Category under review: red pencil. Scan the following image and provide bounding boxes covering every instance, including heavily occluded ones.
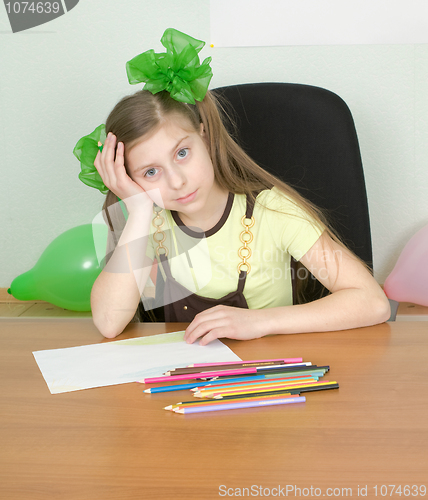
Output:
[141,363,310,384]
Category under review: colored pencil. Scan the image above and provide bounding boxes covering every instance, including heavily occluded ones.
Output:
[215,363,318,379]
[196,374,319,392]
[144,369,327,393]
[196,380,337,398]
[197,371,325,387]
[189,358,303,367]
[144,374,279,394]
[190,369,327,389]
[211,383,339,401]
[144,376,243,393]
[171,394,299,411]
[207,380,337,398]
[164,391,299,410]
[169,358,303,371]
[165,392,297,410]
[174,396,306,414]
[193,375,319,394]
[194,379,319,398]
[166,360,288,375]
[140,363,311,384]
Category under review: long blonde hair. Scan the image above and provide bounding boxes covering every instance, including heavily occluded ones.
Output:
[103,89,360,304]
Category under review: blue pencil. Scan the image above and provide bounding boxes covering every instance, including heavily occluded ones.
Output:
[192,375,320,394]
[143,375,260,393]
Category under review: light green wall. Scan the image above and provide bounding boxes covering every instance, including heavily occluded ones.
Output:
[1,1,427,287]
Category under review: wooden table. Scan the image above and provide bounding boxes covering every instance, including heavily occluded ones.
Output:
[1,319,427,499]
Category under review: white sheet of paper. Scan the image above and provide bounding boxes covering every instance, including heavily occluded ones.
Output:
[33,331,242,394]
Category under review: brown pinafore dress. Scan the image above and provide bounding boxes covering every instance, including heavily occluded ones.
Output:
[153,193,257,322]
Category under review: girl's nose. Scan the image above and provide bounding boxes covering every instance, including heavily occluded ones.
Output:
[168,167,186,189]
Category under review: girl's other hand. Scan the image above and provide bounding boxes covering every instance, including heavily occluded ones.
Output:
[94,132,149,213]
[183,306,269,346]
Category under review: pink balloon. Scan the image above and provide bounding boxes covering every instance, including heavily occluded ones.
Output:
[384,224,428,306]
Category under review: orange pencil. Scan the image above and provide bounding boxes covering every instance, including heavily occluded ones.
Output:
[192,374,316,392]
[196,380,336,398]
[195,377,318,398]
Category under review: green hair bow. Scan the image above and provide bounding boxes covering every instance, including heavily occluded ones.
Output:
[73,124,108,194]
[75,29,212,194]
[126,28,213,104]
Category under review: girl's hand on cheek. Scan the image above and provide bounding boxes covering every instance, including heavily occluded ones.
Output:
[94,133,150,213]
[183,306,268,346]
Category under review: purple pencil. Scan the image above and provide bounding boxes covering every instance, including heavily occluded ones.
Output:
[174,396,306,414]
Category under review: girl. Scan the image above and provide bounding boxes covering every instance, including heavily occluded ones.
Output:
[76,29,390,344]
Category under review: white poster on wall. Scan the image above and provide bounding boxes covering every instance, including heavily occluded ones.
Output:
[210,0,428,47]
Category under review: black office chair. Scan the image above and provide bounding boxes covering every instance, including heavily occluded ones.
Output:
[213,82,373,269]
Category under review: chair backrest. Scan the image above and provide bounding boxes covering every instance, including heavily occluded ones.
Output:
[213,83,373,268]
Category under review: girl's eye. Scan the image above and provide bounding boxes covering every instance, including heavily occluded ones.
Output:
[177,148,189,159]
[144,167,158,178]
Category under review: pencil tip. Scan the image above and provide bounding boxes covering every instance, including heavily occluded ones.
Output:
[143,389,151,393]
[164,405,172,410]
[176,409,184,414]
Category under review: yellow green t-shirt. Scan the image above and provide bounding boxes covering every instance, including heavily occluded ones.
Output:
[147,187,324,309]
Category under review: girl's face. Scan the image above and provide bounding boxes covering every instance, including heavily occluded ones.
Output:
[126,119,225,223]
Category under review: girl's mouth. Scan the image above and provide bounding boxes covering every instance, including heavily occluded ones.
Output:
[176,190,197,204]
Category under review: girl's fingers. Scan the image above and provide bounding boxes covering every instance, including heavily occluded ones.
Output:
[185,306,268,345]
[95,133,147,203]
[96,134,126,192]
[94,150,110,187]
[94,133,114,186]
[114,142,126,174]
[115,140,124,161]
[199,330,222,346]
[102,133,118,182]
[112,141,133,191]
[104,132,116,166]
[185,309,224,344]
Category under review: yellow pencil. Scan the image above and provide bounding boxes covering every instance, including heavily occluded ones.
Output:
[191,374,316,392]
[196,381,337,398]
[194,377,318,398]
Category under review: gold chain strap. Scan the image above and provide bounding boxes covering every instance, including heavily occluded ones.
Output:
[237,215,255,274]
[153,208,253,271]
[152,207,168,257]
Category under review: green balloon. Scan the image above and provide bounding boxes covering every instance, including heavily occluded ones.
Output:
[8,224,108,311]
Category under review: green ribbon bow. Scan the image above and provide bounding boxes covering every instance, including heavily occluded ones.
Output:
[75,29,212,193]
[73,124,108,194]
[126,28,213,104]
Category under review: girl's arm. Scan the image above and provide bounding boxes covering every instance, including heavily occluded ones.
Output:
[184,232,391,345]
[91,207,153,338]
[91,133,155,338]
